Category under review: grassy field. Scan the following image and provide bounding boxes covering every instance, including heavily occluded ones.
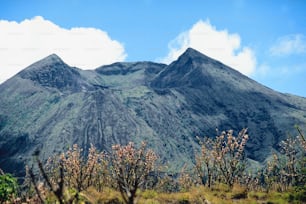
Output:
[77,184,305,204]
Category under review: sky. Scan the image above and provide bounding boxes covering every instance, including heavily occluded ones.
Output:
[0,0,306,97]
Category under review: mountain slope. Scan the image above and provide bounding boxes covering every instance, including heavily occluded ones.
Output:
[0,48,306,175]
[151,48,306,160]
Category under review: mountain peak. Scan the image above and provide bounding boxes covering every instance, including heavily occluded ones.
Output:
[38,53,65,65]
[151,48,217,88]
[17,54,81,91]
[19,54,66,73]
[184,47,203,56]
[44,53,63,61]
[179,48,211,61]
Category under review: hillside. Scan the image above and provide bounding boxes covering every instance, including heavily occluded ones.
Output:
[1,48,306,175]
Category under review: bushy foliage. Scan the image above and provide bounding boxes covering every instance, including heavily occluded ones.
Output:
[0,170,18,203]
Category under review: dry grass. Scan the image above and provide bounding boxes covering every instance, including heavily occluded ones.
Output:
[77,184,300,204]
[82,187,124,204]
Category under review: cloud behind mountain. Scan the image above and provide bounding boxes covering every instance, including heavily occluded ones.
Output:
[0,16,126,83]
[160,20,256,76]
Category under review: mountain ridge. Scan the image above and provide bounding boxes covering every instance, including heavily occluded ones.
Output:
[1,48,305,175]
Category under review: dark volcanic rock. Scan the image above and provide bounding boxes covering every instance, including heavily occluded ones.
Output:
[0,48,306,175]
[18,54,86,92]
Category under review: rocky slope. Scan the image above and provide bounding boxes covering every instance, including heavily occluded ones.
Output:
[1,48,306,175]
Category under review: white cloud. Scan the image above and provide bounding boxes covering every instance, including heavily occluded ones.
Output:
[0,16,127,83]
[161,20,256,76]
[270,34,306,56]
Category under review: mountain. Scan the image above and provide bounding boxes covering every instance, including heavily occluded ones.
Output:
[1,48,306,175]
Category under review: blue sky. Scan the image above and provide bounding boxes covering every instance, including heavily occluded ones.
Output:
[1,0,306,96]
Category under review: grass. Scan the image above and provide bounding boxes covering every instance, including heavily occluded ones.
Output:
[75,184,305,204]
[26,184,305,204]
[82,187,124,204]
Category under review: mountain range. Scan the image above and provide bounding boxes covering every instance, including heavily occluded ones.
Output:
[1,48,306,175]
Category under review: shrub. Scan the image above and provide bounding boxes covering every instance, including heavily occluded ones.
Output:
[0,170,18,203]
[156,174,180,193]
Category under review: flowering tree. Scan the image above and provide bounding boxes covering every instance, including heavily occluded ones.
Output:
[296,126,306,151]
[110,142,157,204]
[196,129,249,188]
[262,126,306,192]
[195,137,216,188]
[27,144,108,203]
[58,144,107,192]
[213,129,249,188]
[273,126,306,190]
